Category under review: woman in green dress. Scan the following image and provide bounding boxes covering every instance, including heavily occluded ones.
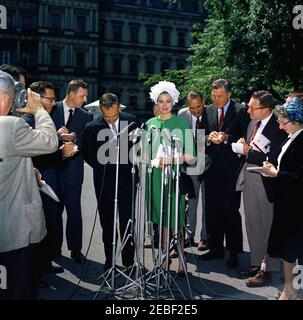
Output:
[146,81,195,274]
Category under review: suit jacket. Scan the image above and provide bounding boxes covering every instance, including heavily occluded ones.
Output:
[268,130,303,255]
[205,100,246,179]
[51,101,93,185]
[82,111,139,196]
[0,109,58,252]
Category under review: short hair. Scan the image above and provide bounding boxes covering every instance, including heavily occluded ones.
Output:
[99,93,119,109]
[211,79,232,92]
[66,79,88,95]
[0,70,15,97]
[251,90,274,109]
[29,81,55,95]
[187,91,204,100]
[0,64,26,82]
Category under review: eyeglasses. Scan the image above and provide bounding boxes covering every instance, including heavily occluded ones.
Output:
[41,96,56,102]
[276,119,291,125]
[247,105,268,111]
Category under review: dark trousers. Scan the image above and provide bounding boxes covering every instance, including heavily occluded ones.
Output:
[58,182,83,251]
[205,173,243,253]
[96,175,134,268]
[0,245,33,300]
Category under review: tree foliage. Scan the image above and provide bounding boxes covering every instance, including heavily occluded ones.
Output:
[143,0,303,103]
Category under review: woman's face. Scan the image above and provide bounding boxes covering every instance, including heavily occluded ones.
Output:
[157,93,173,116]
[277,115,300,135]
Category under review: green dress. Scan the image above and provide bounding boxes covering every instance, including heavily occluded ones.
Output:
[145,115,195,229]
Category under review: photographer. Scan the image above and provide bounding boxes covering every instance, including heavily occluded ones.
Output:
[0,71,58,300]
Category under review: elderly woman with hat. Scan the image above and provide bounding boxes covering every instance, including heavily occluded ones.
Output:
[263,97,303,300]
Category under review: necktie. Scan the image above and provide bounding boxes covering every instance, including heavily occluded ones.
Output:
[111,123,119,145]
[66,109,73,129]
[218,108,224,128]
[249,120,261,143]
[195,116,202,140]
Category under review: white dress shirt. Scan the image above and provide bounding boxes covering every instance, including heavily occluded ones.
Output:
[63,99,75,125]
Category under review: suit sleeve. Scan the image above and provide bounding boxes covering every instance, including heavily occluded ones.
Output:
[82,123,98,168]
[13,108,58,157]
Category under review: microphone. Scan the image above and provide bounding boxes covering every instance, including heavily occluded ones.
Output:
[161,128,172,147]
[110,121,135,144]
[130,122,146,144]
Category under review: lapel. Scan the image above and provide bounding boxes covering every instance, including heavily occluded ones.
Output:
[186,109,193,129]
[220,100,235,131]
[58,102,65,127]
[208,104,219,131]
[280,130,303,167]
[246,119,258,141]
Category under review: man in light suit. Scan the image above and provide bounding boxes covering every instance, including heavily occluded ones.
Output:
[0,70,58,299]
[177,91,210,251]
[51,80,93,263]
[239,91,286,286]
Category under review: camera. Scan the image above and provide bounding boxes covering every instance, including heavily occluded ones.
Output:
[10,81,28,117]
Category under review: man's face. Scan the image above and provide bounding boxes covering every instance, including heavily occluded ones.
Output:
[101,104,120,124]
[211,87,231,109]
[69,87,88,108]
[40,88,56,114]
[247,97,268,120]
[187,97,204,117]
[0,92,14,116]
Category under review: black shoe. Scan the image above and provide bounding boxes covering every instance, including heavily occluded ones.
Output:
[246,270,272,287]
[31,279,49,289]
[45,265,65,274]
[184,238,195,248]
[70,251,86,263]
[199,249,225,260]
[238,266,260,278]
[226,252,239,269]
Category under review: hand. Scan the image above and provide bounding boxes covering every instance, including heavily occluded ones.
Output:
[34,168,43,188]
[57,126,69,137]
[59,132,77,142]
[262,161,278,178]
[16,89,43,114]
[239,138,250,156]
[208,131,226,144]
[60,142,78,159]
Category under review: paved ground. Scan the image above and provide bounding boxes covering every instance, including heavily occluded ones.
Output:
[36,164,284,301]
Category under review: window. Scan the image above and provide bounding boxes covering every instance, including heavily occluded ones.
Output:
[76,16,86,33]
[51,13,61,29]
[113,57,122,74]
[113,24,122,41]
[178,32,186,47]
[177,60,186,70]
[21,52,31,66]
[22,15,32,30]
[161,60,170,73]
[76,52,85,68]
[145,59,154,74]
[129,59,138,76]
[51,49,61,67]
[130,26,138,42]
[0,50,12,64]
[7,14,13,29]
[100,22,105,40]
[146,28,155,44]
[128,92,138,108]
[162,29,171,46]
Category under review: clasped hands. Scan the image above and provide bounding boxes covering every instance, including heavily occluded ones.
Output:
[208,131,227,144]
[57,127,78,159]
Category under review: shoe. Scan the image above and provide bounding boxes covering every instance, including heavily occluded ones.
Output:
[177,270,186,278]
[31,279,49,289]
[238,266,260,278]
[70,251,86,263]
[184,238,195,248]
[197,240,208,252]
[246,270,271,287]
[45,265,65,274]
[170,249,178,258]
[199,249,224,260]
[226,252,239,269]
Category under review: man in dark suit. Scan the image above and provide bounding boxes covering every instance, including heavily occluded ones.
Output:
[177,91,210,251]
[51,79,93,263]
[82,93,137,271]
[201,79,246,268]
[238,91,286,286]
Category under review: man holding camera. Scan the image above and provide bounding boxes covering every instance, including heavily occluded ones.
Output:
[0,70,58,299]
